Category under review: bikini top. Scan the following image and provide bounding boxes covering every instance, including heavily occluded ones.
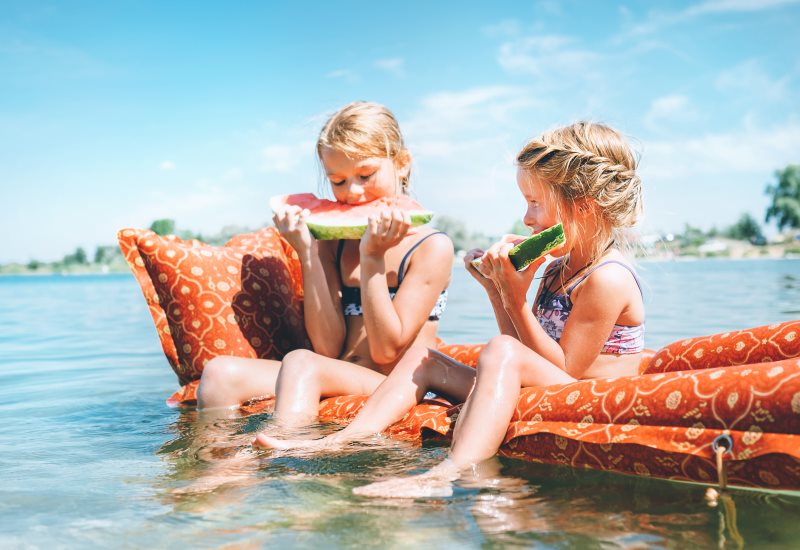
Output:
[535,259,645,354]
[337,231,449,321]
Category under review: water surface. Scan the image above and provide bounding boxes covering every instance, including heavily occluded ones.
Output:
[1,259,799,547]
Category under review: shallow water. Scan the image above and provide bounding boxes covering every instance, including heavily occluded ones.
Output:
[1,259,799,548]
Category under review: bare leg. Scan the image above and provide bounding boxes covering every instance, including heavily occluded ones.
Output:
[267,348,389,428]
[254,345,477,449]
[354,335,576,498]
[197,356,282,410]
[449,335,574,466]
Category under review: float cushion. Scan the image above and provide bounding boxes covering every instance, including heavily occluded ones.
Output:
[643,320,800,374]
[118,227,309,392]
[298,326,800,491]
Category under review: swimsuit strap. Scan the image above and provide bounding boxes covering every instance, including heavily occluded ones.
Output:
[541,258,565,288]
[565,260,643,297]
[397,231,448,284]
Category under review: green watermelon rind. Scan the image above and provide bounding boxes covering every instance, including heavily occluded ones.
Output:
[306,212,434,240]
[471,223,565,272]
[508,223,565,270]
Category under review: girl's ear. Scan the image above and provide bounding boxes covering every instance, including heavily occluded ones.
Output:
[394,150,412,180]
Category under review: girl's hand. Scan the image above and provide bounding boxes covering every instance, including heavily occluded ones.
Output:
[478,236,545,310]
[273,205,313,258]
[360,208,411,258]
[464,248,499,294]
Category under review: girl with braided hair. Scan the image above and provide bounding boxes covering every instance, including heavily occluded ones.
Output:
[255,122,645,498]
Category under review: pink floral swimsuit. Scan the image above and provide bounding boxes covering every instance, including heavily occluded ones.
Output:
[535,259,645,354]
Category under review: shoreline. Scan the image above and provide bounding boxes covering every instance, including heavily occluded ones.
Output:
[3,254,799,278]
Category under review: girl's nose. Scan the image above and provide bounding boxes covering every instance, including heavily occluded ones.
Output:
[523,212,537,229]
[346,181,365,203]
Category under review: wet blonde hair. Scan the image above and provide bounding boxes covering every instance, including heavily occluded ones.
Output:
[517,121,643,264]
[317,101,411,193]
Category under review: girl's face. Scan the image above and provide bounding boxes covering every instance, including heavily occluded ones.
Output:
[320,146,410,205]
[516,167,559,234]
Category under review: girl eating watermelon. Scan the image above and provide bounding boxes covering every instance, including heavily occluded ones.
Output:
[197,101,454,423]
[255,122,645,499]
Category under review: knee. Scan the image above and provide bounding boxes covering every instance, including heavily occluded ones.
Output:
[200,356,241,390]
[198,356,247,407]
[277,349,320,382]
[391,344,435,378]
[477,335,522,378]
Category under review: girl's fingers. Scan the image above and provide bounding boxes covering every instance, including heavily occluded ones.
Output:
[387,209,408,241]
[368,214,379,235]
[463,249,484,264]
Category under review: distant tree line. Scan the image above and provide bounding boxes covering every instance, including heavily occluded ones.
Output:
[7,164,800,271]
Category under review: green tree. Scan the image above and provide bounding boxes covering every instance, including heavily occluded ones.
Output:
[149,218,176,236]
[725,213,763,241]
[680,224,706,247]
[63,247,88,265]
[765,164,800,231]
[94,245,121,264]
[433,215,470,252]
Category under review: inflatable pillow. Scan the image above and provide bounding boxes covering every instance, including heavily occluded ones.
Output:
[117,227,309,401]
[644,320,800,374]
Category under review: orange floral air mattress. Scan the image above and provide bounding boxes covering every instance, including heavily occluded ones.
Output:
[118,227,800,491]
[293,323,800,492]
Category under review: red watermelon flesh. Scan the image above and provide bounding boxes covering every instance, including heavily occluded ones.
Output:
[269,193,434,240]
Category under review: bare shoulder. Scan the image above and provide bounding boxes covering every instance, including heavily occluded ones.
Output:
[589,259,638,291]
[410,229,454,262]
[403,230,454,281]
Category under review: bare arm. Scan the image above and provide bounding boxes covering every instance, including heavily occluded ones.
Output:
[360,212,454,364]
[463,249,517,338]
[274,207,345,358]
[478,240,565,366]
[558,263,640,378]
[299,240,346,357]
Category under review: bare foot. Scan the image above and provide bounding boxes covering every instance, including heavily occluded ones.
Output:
[353,459,461,499]
[252,432,346,451]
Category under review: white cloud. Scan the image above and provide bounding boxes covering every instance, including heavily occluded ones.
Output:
[222,167,243,182]
[261,142,314,174]
[375,57,405,77]
[325,68,359,83]
[635,122,800,233]
[159,160,176,170]
[623,0,800,38]
[716,59,788,102]
[402,86,538,157]
[641,121,800,181]
[686,0,800,16]
[396,87,543,235]
[497,35,598,77]
[644,94,693,130]
[482,19,520,37]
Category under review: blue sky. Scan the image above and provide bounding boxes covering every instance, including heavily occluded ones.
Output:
[1,0,799,263]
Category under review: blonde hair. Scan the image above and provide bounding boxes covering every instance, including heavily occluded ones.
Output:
[516,121,643,264]
[317,101,411,193]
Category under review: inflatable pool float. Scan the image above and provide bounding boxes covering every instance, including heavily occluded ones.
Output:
[309,322,800,491]
[118,227,800,491]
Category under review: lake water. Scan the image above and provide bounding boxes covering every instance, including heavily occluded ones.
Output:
[1,259,799,548]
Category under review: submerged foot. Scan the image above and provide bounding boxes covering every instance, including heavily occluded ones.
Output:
[252,432,346,452]
[353,459,461,499]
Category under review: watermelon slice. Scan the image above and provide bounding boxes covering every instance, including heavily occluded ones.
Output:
[471,223,565,272]
[270,193,434,240]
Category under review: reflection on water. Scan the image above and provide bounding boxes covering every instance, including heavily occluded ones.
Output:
[1,261,799,547]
